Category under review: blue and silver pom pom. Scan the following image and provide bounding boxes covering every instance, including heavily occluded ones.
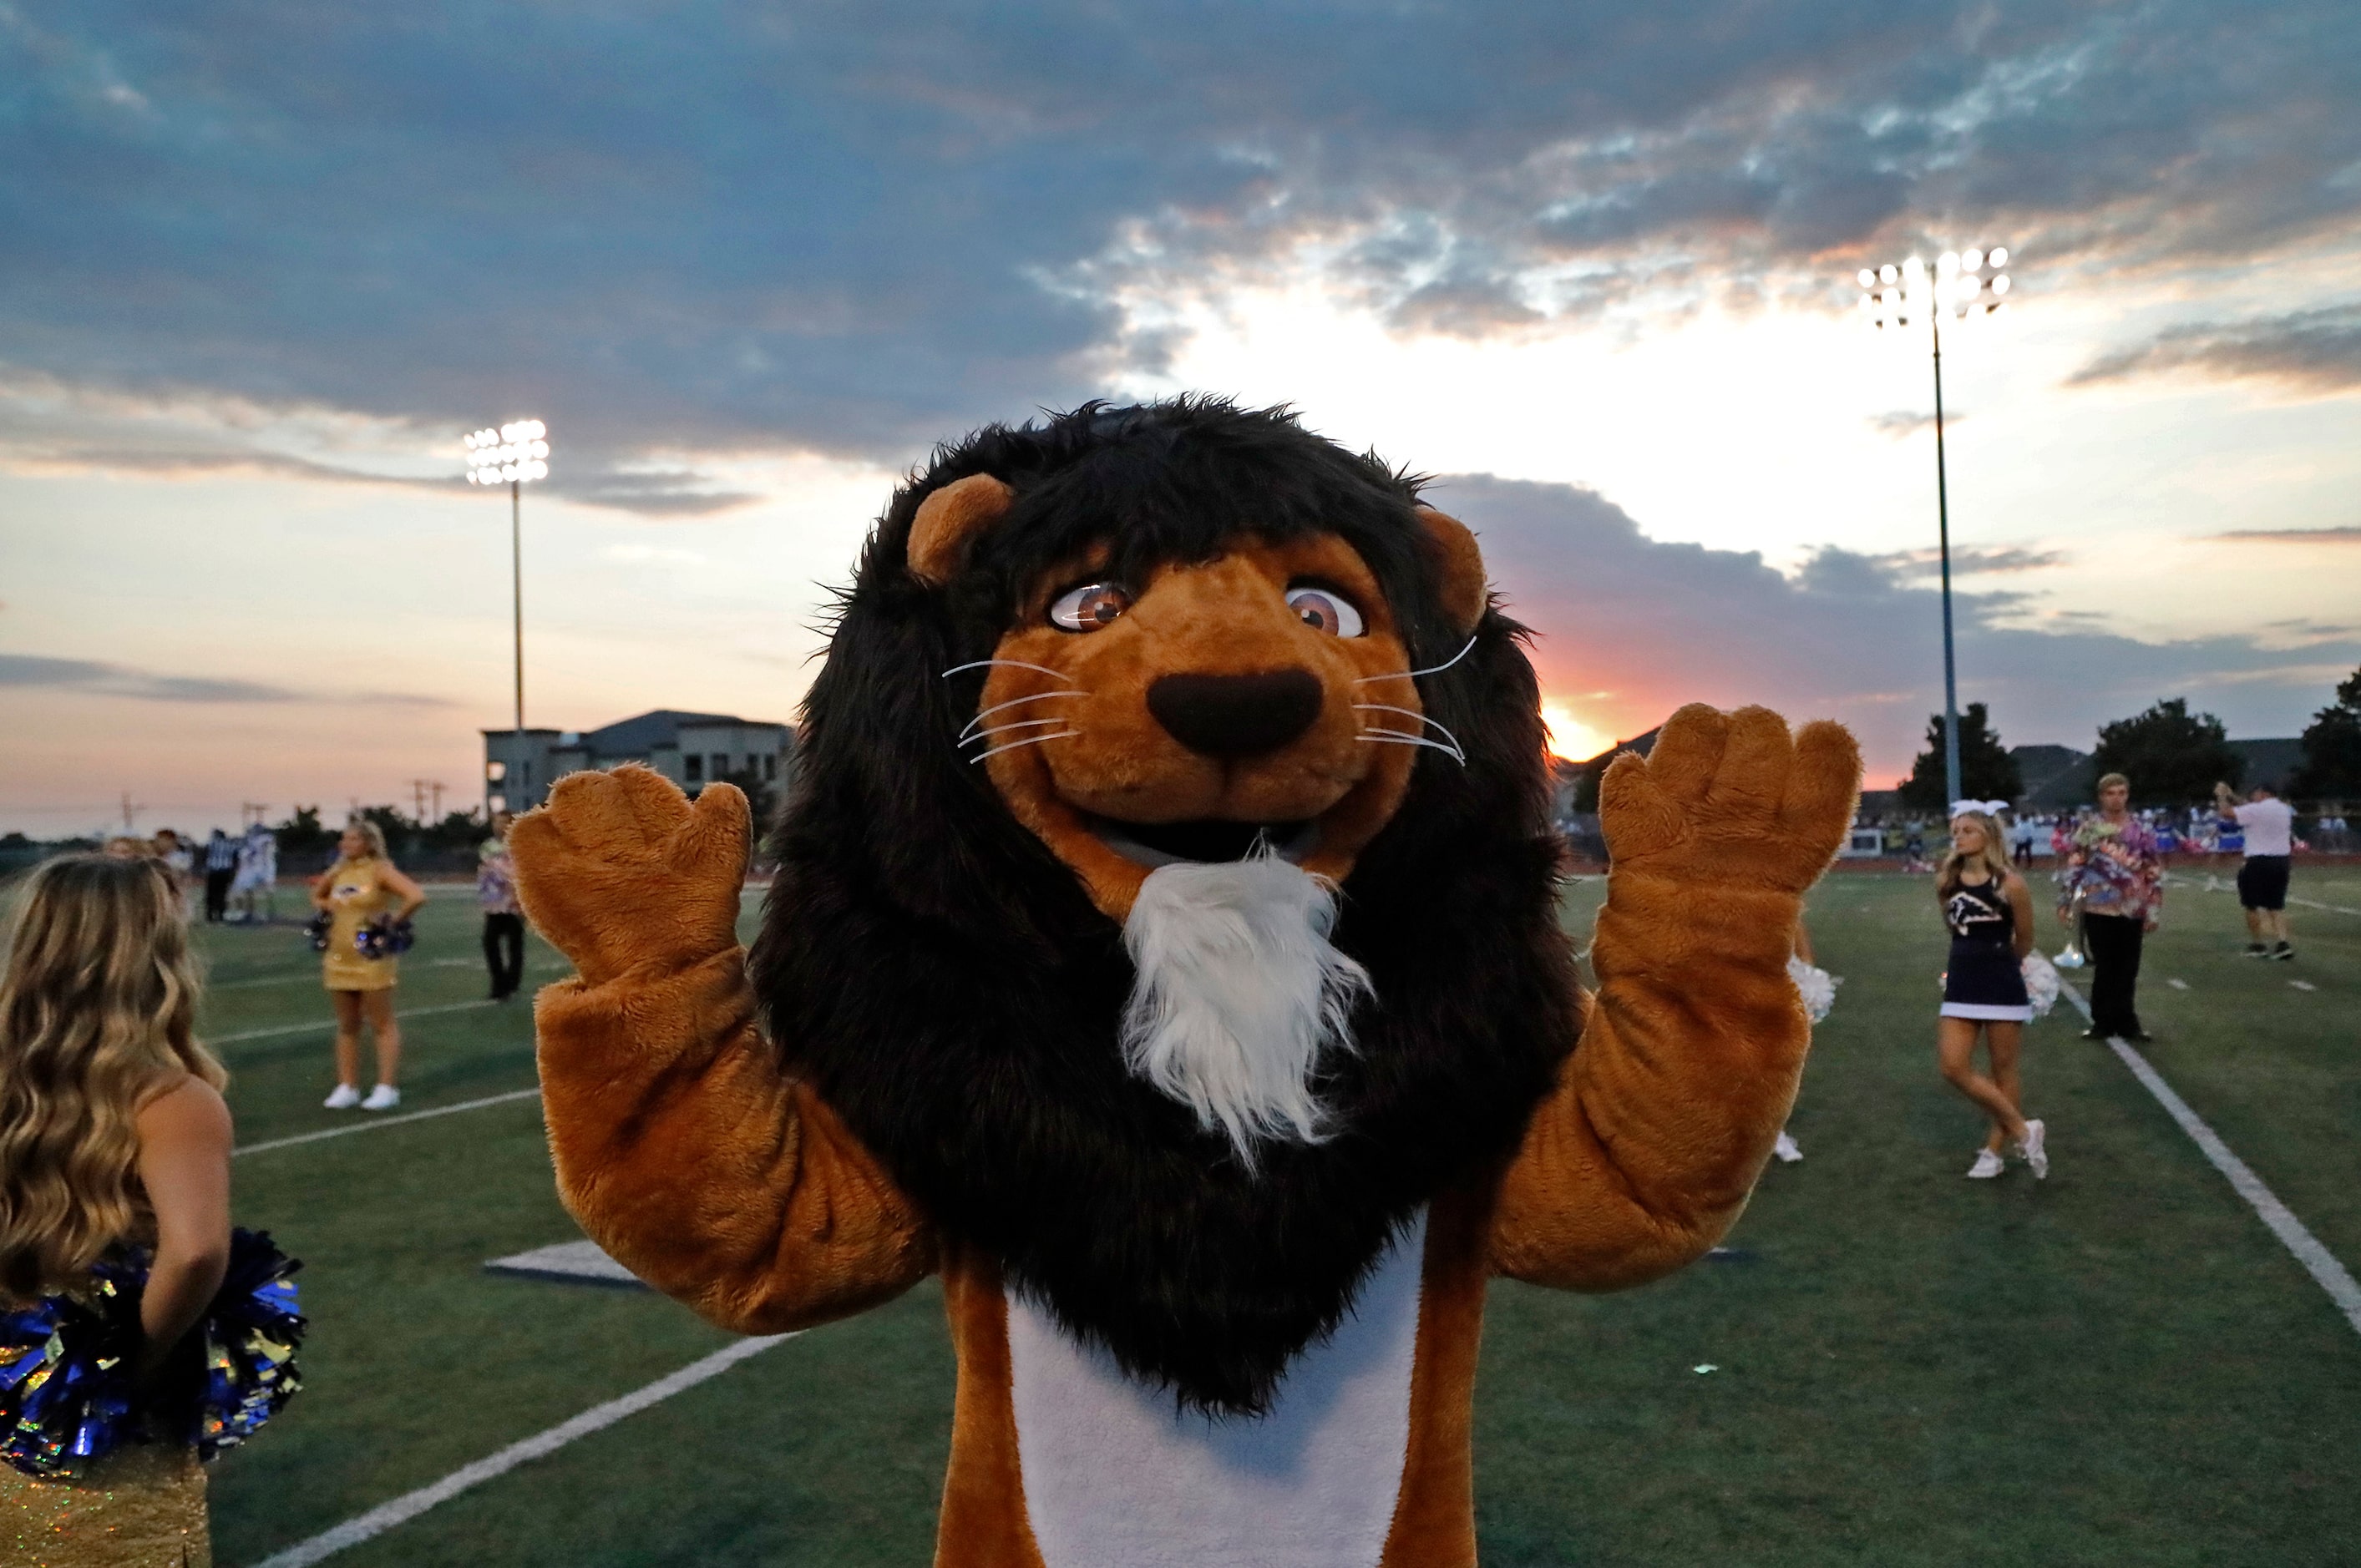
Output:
[0,1228,305,1478]
[354,916,415,959]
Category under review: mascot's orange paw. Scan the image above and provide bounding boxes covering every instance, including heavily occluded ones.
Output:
[509,764,751,988]
[1598,703,1860,894]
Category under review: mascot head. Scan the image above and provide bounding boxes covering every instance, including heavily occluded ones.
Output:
[755,398,1577,1413]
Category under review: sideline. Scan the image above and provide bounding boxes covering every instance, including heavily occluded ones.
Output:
[247,1334,793,1568]
[2061,984,2361,1339]
[234,1088,541,1157]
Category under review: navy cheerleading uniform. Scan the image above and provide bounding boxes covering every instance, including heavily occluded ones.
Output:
[1940,878,2031,1022]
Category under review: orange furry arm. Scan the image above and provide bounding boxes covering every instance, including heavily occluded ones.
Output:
[1492,706,1858,1289]
[515,766,934,1335]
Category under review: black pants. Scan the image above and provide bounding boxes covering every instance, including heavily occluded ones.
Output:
[483,913,525,999]
[204,867,234,922]
[2084,913,2146,1035]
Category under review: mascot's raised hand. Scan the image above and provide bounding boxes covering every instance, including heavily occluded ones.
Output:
[511,766,747,988]
[509,397,1860,1568]
[1494,702,1858,1290]
[513,769,930,1335]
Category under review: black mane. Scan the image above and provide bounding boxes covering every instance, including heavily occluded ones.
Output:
[752,397,1577,1414]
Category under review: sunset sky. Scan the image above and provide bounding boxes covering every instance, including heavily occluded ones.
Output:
[4,2,2358,837]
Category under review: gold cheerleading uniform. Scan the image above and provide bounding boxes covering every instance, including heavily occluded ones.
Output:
[320,855,399,992]
[1,1442,210,1567]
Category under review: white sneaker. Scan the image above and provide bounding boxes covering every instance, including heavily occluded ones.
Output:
[1967,1149,2005,1180]
[322,1084,362,1110]
[1771,1130,1804,1164]
[2019,1118,2049,1180]
[360,1085,402,1112]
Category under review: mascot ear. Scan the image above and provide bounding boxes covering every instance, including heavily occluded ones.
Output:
[1417,506,1488,636]
[909,473,1016,586]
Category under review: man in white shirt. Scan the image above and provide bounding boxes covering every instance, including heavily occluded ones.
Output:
[2215,781,2296,959]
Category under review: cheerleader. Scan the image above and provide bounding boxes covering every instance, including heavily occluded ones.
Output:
[310,822,425,1111]
[1936,809,2049,1180]
[0,857,236,1563]
[1776,918,1840,1164]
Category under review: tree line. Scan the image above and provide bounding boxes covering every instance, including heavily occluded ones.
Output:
[1896,661,2361,811]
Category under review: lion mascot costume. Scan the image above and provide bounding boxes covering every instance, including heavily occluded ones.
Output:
[510,397,1859,1567]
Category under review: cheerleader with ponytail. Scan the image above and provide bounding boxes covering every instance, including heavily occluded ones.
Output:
[1,856,302,1565]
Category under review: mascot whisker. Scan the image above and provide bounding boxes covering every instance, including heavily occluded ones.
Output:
[960,690,1089,741]
[509,395,1862,1568]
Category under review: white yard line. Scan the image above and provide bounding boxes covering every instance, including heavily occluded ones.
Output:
[208,971,319,992]
[2166,978,2189,990]
[2162,873,2361,917]
[209,999,497,1044]
[2060,984,2361,1339]
[234,1089,542,1156]
[248,1335,793,1568]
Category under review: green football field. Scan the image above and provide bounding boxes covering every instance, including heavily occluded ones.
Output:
[180,866,2361,1566]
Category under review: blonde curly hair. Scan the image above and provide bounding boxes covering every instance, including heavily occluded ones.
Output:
[0,855,225,1303]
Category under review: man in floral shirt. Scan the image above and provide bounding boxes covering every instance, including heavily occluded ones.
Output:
[2057,773,2164,1041]
[479,812,525,1001]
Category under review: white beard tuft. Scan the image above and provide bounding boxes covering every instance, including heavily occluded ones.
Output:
[1120,852,1373,1166]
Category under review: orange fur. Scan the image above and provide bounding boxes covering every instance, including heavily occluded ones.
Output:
[975,535,1421,920]
[936,1250,1049,1568]
[1414,508,1487,636]
[910,474,1016,586]
[1374,1181,1495,1566]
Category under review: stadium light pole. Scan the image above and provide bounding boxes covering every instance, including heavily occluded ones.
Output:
[1857,248,2012,808]
[464,420,551,745]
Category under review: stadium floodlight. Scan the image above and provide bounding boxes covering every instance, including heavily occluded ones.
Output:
[1855,245,2014,808]
[464,420,550,485]
[464,418,552,781]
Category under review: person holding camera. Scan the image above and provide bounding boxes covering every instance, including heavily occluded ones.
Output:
[2215,781,2296,959]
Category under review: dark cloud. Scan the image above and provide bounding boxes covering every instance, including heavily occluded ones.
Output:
[2206,526,2361,543]
[15,444,458,493]
[1873,544,2068,574]
[1867,409,1967,438]
[1,0,2355,473]
[0,370,756,515]
[0,653,453,707]
[1435,475,2358,771]
[2070,306,2361,393]
[557,472,763,518]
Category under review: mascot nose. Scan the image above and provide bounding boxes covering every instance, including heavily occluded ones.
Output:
[1147,669,1325,758]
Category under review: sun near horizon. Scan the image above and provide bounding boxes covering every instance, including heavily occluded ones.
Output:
[1540,701,1615,765]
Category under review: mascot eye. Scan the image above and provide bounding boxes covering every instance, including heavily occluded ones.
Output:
[1285,585,1365,638]
[1049,581,1134,632]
